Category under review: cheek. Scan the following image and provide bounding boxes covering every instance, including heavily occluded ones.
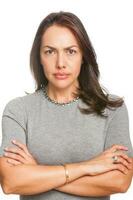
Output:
[72,54,82,65]
[70,65,81,80]
[41,57,54,75]
[71,58,82,76]
[42,66,53,79]
[41,56,53,67]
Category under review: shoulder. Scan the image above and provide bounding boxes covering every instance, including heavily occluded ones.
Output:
[2,89,42,116]
[104,93,128,120]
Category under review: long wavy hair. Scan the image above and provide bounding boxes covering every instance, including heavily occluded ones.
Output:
[30,11,124,117]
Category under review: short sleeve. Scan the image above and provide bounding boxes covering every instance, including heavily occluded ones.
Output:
[104,101,133,157]
[0,97,27,157]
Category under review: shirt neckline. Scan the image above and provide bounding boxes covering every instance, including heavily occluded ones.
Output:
[40,86,80,107]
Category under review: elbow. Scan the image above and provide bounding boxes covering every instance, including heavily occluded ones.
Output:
[118,159,133,193]
[117,183,129,193]
[0,157,16,194]
[112,164,133,194]
[2,186,12,195]
[116,176,132,194]
[1,175,19,195]
[1,178,14,194]
[1,176,23,195]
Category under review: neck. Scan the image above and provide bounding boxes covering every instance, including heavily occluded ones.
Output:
[45,83,79,103]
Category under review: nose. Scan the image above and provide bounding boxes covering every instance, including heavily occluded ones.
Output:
[56,52,66,69]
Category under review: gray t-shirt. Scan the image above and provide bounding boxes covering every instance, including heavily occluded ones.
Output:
[0,88,133,200]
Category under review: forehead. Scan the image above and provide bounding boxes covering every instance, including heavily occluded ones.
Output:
[41,25,79,47]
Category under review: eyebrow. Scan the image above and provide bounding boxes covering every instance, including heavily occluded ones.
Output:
[42,45,79,50]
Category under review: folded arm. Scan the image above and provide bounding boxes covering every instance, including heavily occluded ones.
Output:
[55,159,133,197]
[1,156,132,197]
[0,157,85,195]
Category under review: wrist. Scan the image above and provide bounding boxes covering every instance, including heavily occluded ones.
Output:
[79,160,91,175]
[67,162,87,179]
[61,164,70,184]
[77,161,88,176]
[60,161,87,184]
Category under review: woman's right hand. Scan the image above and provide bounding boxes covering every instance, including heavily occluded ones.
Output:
[3,140,38,166]
[83,144,132,176]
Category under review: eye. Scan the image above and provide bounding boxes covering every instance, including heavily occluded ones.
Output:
[67,49,77,55]
[44,49,54,55]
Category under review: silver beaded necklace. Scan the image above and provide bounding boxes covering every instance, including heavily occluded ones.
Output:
[42,86,80,106]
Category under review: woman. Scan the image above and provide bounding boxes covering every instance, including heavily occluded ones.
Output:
[0,11,133,200]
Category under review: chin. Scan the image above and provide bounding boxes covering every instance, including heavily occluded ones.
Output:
[50,81,74,90]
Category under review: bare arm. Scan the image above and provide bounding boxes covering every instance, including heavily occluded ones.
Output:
[0,157,85,195]
[2,159,132,198]
[55,159,133,197]
[0,157,132,198]
[1,141,132,197]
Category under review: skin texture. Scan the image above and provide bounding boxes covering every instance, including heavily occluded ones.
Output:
[0,25,133,196]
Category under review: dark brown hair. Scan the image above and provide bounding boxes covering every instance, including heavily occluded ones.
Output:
[30,11,124,117]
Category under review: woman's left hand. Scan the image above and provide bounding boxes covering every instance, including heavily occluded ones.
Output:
[3,139,38,166]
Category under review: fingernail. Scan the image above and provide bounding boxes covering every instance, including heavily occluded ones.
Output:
[4,147,8,151]
[12,139,16,143]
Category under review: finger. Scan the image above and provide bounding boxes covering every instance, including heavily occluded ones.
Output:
[12,140,31,157]
[115,152,132,163]
[116,157,132,170]
[7,158,22,166]
[4,147,28,159]
[4,152,26,163]
[113,164,129,174]
[111,144,128,152]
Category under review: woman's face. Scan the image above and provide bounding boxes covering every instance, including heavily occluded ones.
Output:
[40,24,83,90]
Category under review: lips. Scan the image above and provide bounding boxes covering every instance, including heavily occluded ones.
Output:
[54,73,69,76]
[54,73,69,80]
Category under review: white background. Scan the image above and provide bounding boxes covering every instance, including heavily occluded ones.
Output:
[0,0,133,199]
